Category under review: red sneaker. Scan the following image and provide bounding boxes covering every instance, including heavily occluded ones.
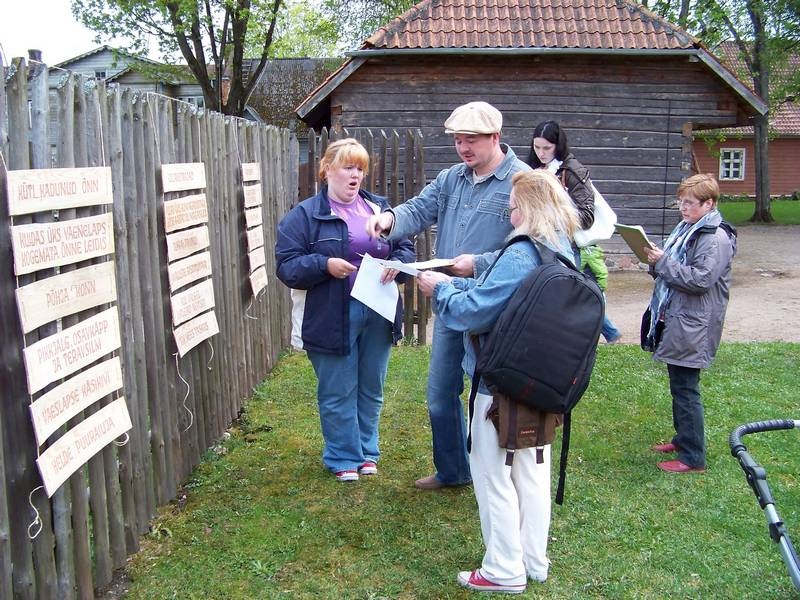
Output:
[651,442,678,453]
[657,459,705,473]
[457,569,526,594]
[359,462,378,476]
[334,470,359,482]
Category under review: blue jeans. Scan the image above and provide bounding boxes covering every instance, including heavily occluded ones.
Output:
[667,363,705,468]
[306,299,392,473]
[601,315,621,342]
[426,318,471,485]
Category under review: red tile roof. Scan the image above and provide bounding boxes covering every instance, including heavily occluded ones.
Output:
[365,0,699,51]
[704,41,800,136]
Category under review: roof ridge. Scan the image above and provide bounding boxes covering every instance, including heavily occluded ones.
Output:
[363,0,702,51]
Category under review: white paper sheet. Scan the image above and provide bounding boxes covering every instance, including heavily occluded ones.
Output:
[350,254,399,322]
[371,257,456,277]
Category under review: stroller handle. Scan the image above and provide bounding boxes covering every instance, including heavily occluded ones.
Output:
[728,418,800,592]
[729,419,799,456]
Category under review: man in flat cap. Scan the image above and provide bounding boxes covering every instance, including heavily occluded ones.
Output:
[366,101,530,490]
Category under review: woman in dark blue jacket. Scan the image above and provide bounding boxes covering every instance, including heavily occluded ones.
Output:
[275,139,415,482]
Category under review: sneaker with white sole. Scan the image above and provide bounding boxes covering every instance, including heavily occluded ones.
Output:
[457,569,526,594]
[359,461,378,475]
[335,470,359,482]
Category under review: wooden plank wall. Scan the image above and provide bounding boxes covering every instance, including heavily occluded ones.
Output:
[0,58,295,599]
[330,54,747,242]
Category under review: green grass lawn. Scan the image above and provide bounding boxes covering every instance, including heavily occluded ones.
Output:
[124,343,800,599]
[719,199,800,225]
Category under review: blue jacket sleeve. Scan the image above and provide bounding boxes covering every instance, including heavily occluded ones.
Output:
[275,206,332,290]
[387,171,445,240]
[432,246,537,334]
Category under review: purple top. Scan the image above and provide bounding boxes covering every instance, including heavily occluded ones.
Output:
[329,195,392,290]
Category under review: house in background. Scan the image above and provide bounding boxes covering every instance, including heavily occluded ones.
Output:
[48,45,205,104]
[297,0,766,254]
[43,47,340,165]
[693,41,800,198]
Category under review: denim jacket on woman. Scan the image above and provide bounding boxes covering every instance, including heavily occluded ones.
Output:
[431,234,575,394]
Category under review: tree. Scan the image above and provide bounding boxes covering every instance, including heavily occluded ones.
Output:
[321,0,417,52]
[72,0,287,117]
[649,0,800,222]
[249,1,339,58]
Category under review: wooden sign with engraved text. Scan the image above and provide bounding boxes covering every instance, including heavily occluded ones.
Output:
[6,166,112,216]
[36,398,132,497]
[15,261,117,333]
[11,213,115,276]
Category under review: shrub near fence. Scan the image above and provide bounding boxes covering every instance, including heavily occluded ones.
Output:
[0,58,296,599]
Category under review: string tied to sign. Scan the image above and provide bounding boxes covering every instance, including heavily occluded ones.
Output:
[27,486,44,539]
[174,352,195,433]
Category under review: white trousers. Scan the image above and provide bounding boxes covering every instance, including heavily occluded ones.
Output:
[469,392,552,584]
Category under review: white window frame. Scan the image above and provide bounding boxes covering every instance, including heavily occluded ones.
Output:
[719,147,745,181]
[178,96,205,109]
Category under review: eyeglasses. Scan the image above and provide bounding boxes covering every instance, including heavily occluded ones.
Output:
[677,199,703,208]
[508,205,519,213]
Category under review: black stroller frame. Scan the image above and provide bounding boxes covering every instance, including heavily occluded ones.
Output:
[729,419,800,592]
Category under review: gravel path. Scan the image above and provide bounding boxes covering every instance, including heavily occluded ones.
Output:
[604,225,800,344]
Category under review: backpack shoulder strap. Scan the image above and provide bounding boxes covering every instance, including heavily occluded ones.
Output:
[555,412,571,505]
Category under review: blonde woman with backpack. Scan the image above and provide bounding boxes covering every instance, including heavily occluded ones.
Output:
[418,170,580,594]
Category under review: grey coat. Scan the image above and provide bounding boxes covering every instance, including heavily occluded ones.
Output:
[651,213,737,369]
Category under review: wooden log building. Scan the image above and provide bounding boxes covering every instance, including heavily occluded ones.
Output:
[296,0,766,251]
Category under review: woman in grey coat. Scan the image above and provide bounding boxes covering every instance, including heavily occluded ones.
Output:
[642,173,737,473]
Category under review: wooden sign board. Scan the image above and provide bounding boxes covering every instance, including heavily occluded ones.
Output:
[244,206,262,229]
[246,226,264,253]
[248,246,266,272]
[23,307,121,394]
[174,310,219,357]
[250,265,268,297]
[164,193,208,233]
[29,356,123,447]
[243,184,262,208]
[241,163,260,182]
[11,212,115,276]
[15,261,117,333]
[36,397,132,497]
[161,163,206,193]
[167,251,212,292]
[170,279,215,326]
[6,166,112,216]
[166,225,210,262]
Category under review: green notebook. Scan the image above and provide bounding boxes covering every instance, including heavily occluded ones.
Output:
[615,224,655,263]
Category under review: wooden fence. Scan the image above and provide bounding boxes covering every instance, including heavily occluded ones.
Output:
[300,127,433,344]
[0,58,296,599]
[1,58,435,599]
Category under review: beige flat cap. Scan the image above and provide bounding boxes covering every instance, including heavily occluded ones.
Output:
[444,101,502,134]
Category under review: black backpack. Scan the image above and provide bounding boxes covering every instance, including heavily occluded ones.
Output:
[469,235,604,504]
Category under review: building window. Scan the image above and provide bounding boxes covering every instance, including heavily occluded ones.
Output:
[179,96,205,108]
[94,70,106,80]
[719,148,745,181]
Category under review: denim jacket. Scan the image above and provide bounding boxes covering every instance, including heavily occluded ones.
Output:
[386,144,530,276]
[431,234,575,393]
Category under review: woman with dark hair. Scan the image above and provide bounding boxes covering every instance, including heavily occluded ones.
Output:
[527,120,595,229]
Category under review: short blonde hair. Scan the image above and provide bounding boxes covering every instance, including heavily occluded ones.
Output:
[510,170,580,246]
[318,138,370,182]
[677,173,720,204]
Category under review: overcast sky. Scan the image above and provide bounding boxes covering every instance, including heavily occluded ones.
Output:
[0,0,155,66]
